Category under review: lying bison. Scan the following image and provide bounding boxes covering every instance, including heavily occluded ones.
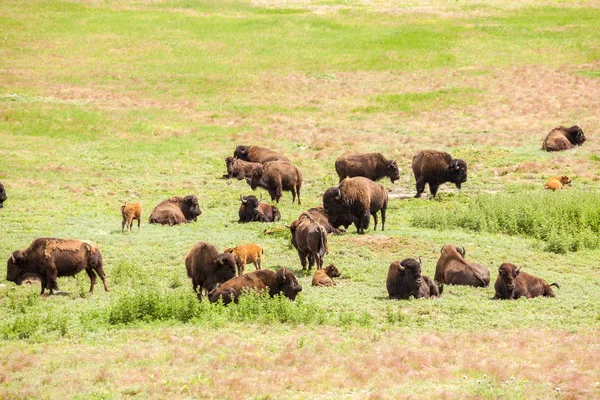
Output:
[185,241,237,300]
[542,125,586,152]
[0,181,6,209]
[224,156,262,180]
[245,161,302,205]
[312,264,341,287]
[387,257,440,300]
[322,177,388,234]
[493,263,559,300]
[434,244,490,290]
[149,195,201,226]
[6,238,109,295]
[289,212,328,271]
[543,175,572,191]
[208,268,302,305]
[238,195,281,223]
[335,153,400,183]
[412,150,467,198]
[233,145,290,164]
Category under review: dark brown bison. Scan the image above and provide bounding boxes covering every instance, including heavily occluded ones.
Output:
[148,195,201,226]
[303,207,344,234]
[0,181,6,209]
[185,241,237,300]
[335,153,400,183]
[233,145,290,164]
[238,195,281,223]
[434,244,490,290]
[6,238,109,295]
[386,258,440,300]
[121,202,142,232]
[245,161,302,205]
[542,125,586,152]
[289,212,328,271]
[322,177,388,234]
[224,156,262,180]
[312,264,341,287]
[412,150,467,198]
[207,268,302,305]
[493,263,559,300]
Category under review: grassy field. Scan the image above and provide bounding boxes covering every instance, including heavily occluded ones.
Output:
[1,0,600,398]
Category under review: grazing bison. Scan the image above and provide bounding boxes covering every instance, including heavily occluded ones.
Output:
[224,156,262,180]
[289,212,328,271]
[544,175,572,191]
[412,150,467,198]
[208,268,302,305]
[233,145,290,164]
[335,153,400,183]
[149,195,201,226]
[6,238,109,295]
[542,126,586,152]
[245,161,302,205]
[322,176,388,234]
[312,264,341,287]
[121,202,142,232]
[493,263,559,300]
[387,258,440,300]
[223,244,263,276]
[303,207,344,234]
[238,195,281,223]
[0,181,6,209]
[434,244,490,290]
[185,242,237,300]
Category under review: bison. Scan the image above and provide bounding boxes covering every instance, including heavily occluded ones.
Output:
[434,244,490,290]
[386,257,440,300]
[238,195,281,223]
[245,161,302,205]
[6,238,109,295]
[322,176,388,234]
[542,125,586,152]
[493,263,559,300]
[544,175,572,191]
[223,244,263,276]
[412,150,467,198]
[289,212,328,271]
[121,202,142,232]
[312,264,341,287]
[233,145,290,164]
[0,181,6,209]
[185,241,237,300]
[224,156,262,180]
[208,268,302,305]
[335,153,400,183]
[149,195,201,226]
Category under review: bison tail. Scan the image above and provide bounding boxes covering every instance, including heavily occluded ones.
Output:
[437,281,444,296]
[550,282,560,289]
[273,206,281,221]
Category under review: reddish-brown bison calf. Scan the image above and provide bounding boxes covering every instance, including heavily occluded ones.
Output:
[223,244,263,276]
[121,202,142,232]
[312,264,341,287]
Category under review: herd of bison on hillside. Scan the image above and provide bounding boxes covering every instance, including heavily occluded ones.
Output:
[3,125,586,304]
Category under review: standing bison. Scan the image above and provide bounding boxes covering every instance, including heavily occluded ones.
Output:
[335,153,400,183]
[493,263,559,300]
[322,177,388,234]
[6,238,109,295]
[542,125,586,152]
[289,212,328,271]
[386,258,440,300]
[434,244,490,290]
[0,181,6,209]
[149,195,201,226]
[233,145,290,164]
[185,241,237,300]
[224,157,262,180]
[302,207,344,234]
[245,161,302,205]
[412,150,467,198]
[238,195,281,223]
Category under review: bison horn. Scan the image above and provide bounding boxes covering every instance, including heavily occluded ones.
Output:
[334,188,342,201]
[390,159,396,166]
[281,267,287,281]
[398,262,405,271]
[461,246,466,257]
[417,256,422,266]
[240,194,247,204]
[9,255,15,264]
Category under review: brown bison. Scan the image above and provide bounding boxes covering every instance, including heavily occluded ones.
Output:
[434,244,490,290]
[185,241,237,300]
[412,150,467,198]
[224,156,262,180]
[387,258,440,300]
[303,207,344,234]
[542,125,586,152]
[335,153,400,183]
[289,212,328,271]
[245,161,302,205]
[223,244,263,276]
[322,177,388,234]
[0,181,6,209]
[233,145,290,164]
[121,202,142,232]
[493,263,559,300]
[6,238,109,295]
[149,195,201,226]
[238,195,281,223]
[208,268,302,305]
[543,175,572,191]
[312,264,341,287]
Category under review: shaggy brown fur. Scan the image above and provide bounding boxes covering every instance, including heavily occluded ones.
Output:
[233,145,290,164]
[543,175,572,191]
[121,202,142,232]
[0,181,6,209]
[224,157,262,180]
[246,161,302,205]
[185,242,237,301]
[412,150,467,198]
[434,244,490,290]
[387,258,440,300]
[238,195,281,223]
[493,263,559,300]
[289,212,328,270]
[542,125,586,152]
[148,195,201,226]
[312,264,341,287]
[335,153,400,183]
[303,207,344,234]
[223,244,263,276]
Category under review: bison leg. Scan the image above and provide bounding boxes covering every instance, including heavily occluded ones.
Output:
[86,269,97,294]
[40,278,47,295]
[137,217,141,231]
[121,218,126,233]
[298,251,308,271]
[296,182,301,205]
[372,212,378,231]
[381,208,386,231]
[415,178,426,198]
[429,183,440,198]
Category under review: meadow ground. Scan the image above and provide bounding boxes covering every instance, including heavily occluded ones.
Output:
[1,0,600,398]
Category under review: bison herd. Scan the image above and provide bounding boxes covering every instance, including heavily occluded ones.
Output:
[3,123,582,304]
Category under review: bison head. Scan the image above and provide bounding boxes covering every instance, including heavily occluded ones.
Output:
[6,250,26,284]
[224,156,236,178]
[498,263,520,293]
[215,253,237,281]
[238,195,261,223]
[273,267,302,300]
[449,159,468,188]
[182,195,202,221]
[557,175,572,185]
[567,126,586,146]
[245,166,264,190]
[324,264,341,278]
[387,160,400,183]
[234,145,250,161]
[398,257,424,298]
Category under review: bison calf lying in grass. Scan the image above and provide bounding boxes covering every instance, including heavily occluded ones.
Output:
[493,263,559,300]
[6,238,109,295]
[312,264,341,287]
[542,125,586,152]
[223,244,263,276]
[387,258,440,299]
[543,175,572,191]
[121,202,142,232]
[185,242,237,301]
[149,195,201,226]
[435,244,490,290]
[334,153,400,183]
[208,268,302,305]
[412,150,467,198]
